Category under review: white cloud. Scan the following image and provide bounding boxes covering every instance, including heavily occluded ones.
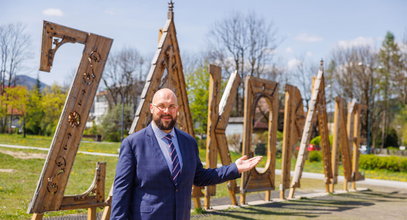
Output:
[337,37,375,48]
[42,8,63,17]
[295,33,323,43]
[306,51,313,57]
[287,58,301,70]
[285,47,293,53]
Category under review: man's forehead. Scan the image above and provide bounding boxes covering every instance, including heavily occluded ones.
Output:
[152,89,178,104]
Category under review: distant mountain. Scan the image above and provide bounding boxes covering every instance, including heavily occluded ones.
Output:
[12,75,49,91]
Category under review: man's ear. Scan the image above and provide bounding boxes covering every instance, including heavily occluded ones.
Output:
[150,104,154,114]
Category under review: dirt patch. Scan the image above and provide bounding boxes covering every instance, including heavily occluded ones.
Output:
[0,149,47,159]
[0,169,15,173]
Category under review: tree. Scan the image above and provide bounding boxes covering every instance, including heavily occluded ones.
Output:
[377,32,405,148]
[102,47,147,110]
[99,104,133,142]
[327,44,380,148]
[40,84,67,136]
[289,56,319,111]
[25,88,44,135]
[186,66,209,135]
[0,23,31,132]
[207,12,280,115]
[1,86,28,134]
[0,23,31,93]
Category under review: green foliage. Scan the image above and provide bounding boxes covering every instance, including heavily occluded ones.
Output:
[195,137,206,150]
[186,66,209,135]
[99,104,133,142]
[359,154,407,172]
[40,85,67,136]
[310,136,321,145]
[25,89,44,134]
[310,135,333,146]
[375,128,400,148]
[0,84,67,136]
[393,106,407,146]
[308,151,322,163]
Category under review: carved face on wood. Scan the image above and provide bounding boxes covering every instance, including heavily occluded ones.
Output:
[150,88,179,132]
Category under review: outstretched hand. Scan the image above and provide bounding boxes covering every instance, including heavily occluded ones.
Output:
[235,155,262,173]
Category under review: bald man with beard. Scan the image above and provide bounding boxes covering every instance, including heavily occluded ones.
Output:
[111,88,262,220]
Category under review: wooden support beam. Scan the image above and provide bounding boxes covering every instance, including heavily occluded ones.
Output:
[87,207,97,220]
[31,213,43,220]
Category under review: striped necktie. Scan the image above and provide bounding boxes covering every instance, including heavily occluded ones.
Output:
[164,134,181,185]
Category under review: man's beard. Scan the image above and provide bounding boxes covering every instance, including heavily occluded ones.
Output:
[154,114,177,130]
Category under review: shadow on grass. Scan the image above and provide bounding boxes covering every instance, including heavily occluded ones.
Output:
[192,189,407,219]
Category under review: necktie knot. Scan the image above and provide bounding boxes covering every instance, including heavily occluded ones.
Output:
[164,134,172,144]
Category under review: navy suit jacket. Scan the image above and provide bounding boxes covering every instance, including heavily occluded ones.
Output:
[111,124,240,220]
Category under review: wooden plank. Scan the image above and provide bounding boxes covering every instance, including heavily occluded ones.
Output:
[352,104,366,188]
[204,64,221,209]
[330,97,341,192]
[29,22,113,213]
[60,162,106,210]
[316,78,333,192]
[280,85,304,199]
[217,71,241,128]
[31,213,43,220]
[87,207,96,220]
[288,63,325,199]
[40,21,88,72]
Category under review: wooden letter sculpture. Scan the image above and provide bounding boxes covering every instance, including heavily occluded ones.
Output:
[240,76,279,204]
[288,61,333,199]
[204,65,241,209]
[331,98,365,192]
[28,21,112,218]
[280,85,305,199]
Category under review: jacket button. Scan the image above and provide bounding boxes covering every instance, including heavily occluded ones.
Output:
[176,189,179,192]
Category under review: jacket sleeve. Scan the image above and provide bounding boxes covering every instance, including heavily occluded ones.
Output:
[193,142,241,186]
[110,138,136,220]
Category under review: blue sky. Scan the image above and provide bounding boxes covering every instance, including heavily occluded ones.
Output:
[1,0,406,86]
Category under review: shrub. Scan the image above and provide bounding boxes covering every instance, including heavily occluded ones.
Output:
[308,151,322,162]
[310,136,321,146]
[359,154,407,172]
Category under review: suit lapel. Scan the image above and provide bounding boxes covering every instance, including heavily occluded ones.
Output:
[146,124,173,181]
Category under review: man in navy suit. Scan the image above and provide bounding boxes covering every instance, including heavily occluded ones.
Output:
[111,88,262,220]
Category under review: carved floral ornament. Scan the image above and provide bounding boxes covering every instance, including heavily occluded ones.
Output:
[68,111,81,127]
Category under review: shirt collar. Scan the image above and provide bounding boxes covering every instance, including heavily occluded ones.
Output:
[151,121,176,139]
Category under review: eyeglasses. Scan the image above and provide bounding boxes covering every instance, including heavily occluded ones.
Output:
[152,104,178,112]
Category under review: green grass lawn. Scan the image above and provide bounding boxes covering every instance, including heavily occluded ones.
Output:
[0,133,121,154]
[0,147,118,219]
[1,134,407,219]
